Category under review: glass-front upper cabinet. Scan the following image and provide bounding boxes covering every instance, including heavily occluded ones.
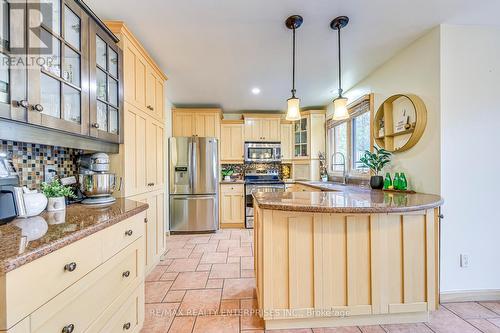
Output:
[27,0,89,135]
[0,0,27,121]
[89,20,122,143]
[294,117,308,157]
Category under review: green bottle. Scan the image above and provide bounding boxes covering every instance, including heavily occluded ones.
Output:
[393,173,400,190]
[400,173,408,191]
[384,172,392,189]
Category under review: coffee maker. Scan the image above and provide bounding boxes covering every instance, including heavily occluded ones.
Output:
[0,154,20,224]
[78,153,119,205]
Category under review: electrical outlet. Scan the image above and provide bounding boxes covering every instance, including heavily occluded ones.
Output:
[44,165,57,183]
[460,254,470,268]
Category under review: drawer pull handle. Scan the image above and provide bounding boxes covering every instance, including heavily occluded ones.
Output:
[62,323,75,333]
[125,230,133,236]
[123,322,131,330]
[122,270,131,278]
[64,262,77,272]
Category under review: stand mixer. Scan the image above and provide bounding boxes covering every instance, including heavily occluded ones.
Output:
[78,153,119,205]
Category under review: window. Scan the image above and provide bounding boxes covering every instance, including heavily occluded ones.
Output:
[326,95,373,176]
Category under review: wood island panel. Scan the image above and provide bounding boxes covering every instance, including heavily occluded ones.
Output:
[254,208,440,329]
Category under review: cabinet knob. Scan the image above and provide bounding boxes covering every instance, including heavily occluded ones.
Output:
[62,324,75,333]
[125,229,133,236]
[32,104,44,112]
[123,322,131,330]
[122,270,131,278]
[92,122,100,129]
[144,217,148,223]
[438,214,444,219]
[14,100,29,108]
[64,262,77,272]
[147,105,154,111]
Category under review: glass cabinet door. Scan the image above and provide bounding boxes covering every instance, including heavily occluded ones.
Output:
[27,0,89,135]
[0,0,27,121]
[294,117,308,157]
[89,20,122,143]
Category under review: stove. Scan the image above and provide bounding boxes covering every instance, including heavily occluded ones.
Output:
[244,168,285,229]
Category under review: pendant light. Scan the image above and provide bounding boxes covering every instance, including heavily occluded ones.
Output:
[285,15,303,121]
[330,16,350,120]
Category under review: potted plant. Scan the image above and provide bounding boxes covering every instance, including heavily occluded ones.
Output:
[221,167,234,181]
[318,152,328,182]
[41,179,76,212]
[359,147,392,189]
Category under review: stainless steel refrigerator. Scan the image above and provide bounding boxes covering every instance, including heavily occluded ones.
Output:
[169,137,219,232]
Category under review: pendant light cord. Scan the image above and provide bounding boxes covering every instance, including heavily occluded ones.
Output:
[337,27,342,97]
[291,27,296,98]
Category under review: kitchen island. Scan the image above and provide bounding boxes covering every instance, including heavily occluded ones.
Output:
[252,187,443,330]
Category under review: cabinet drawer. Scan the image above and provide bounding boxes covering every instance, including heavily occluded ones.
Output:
[102,212,146,260]
[99,284,144,333]
[3,231,102,329]
[30,239,143,333]
[220,184,244,194]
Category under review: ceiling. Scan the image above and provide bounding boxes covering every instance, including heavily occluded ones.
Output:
[86,0,500,113]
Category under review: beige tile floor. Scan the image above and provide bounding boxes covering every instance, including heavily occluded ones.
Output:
[142,229,500,333]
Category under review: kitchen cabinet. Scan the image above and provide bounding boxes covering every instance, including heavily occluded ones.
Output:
[293,110,326,160]
[220,121,244,163]
[243,115,281,142]
[107,20,166,123]
[172,108,221,138]
[0,0,124,147]
[128,190,166,272]
[220,183,245,229]
[89,20,123,143]
[27,0,90,136]
[280,121,293,161]
[105,21,167,274]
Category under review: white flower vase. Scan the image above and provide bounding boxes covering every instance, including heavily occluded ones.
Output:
[47,197,66,212]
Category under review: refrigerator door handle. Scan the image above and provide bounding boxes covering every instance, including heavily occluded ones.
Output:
[191,138,198,192]
[187,138,194,192]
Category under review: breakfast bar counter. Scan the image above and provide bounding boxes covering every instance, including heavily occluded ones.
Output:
[252,186,443,330]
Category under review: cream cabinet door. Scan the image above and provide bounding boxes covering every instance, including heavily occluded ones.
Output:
[123,41,147,112]
[146,67,165,121]
[194,113,220,138]
[145,191,165,272]
[123,104,148,196]
[146,118,165,191]
[261,118,281,141]
[173,112,194,136]
[220,185,245,228]
[244,118,262,141]
[221,124,244,162]
[280,123,293,161]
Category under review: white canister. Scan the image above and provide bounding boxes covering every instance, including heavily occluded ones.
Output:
[47,197,66,212]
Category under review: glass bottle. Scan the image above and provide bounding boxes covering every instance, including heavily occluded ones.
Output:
[384,172,392,189]
[393,173,400,190]
[400,173,408,191]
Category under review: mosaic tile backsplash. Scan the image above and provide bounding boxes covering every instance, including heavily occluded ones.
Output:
[221,163,293,180]
[0,140,82,189]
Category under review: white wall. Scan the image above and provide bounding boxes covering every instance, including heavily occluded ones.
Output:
[440,25,500,292]
[343,27,441,194]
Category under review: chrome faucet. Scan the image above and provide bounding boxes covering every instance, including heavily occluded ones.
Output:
[331,152,348,185]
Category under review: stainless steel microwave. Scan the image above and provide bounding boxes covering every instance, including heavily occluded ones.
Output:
[244,142,281,163]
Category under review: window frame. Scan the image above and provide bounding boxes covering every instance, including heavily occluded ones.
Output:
[327,93,374,179]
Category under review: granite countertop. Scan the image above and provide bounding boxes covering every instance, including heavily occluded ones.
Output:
[0,198,148,275]
[253,183,443,213]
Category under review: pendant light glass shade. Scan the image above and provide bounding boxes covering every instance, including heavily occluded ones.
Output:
[332,96,349,120]
[286,97,301,121]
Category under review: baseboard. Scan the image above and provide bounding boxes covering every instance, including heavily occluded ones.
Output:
[440,289,500,302]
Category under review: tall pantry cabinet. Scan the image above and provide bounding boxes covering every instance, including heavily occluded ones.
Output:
[106,21,167,273]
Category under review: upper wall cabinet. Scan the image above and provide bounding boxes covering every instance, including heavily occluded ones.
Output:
[172,108,221,138]
[105,21,166,123]
[243,115,280,142]
[0,0,124,147]
[220,120,244,163]
[293,110,325,160]
[89,20,123,143]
